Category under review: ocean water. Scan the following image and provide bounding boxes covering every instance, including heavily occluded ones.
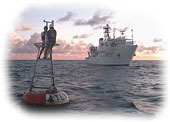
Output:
[8,60,164,115]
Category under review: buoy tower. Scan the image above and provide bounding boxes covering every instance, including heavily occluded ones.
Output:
[23,20,69,105]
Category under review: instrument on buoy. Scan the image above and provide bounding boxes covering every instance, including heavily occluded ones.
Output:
[23,20,69,105]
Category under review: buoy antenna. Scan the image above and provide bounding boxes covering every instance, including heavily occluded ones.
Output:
[43,20,54,27]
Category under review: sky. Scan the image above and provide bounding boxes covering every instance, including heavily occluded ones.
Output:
[8,2,166,60]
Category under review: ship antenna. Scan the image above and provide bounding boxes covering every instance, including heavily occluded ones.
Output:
[120,30,125,37]
[113,28,116,38]
[131,29,133,44]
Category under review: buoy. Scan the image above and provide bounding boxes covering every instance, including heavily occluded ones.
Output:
[23,87,69,105]
[23,20,69,106]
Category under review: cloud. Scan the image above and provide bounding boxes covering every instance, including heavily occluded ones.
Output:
[136,44,163,55]
[152,38,162,43]
[118,27,129,32]
[15,24,32,32]
[93,25,103,30]
[10,32,41,54]
[72,34,92,39]
[9,30,21,42]
[57,11,74,22]
[9,30,92,59]
[51,40,92,60]
[136,38,164,55]
[74,10,114,26]
[53,39,92,56]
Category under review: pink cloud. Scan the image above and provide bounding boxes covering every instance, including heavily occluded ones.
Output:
[53,39,92,56]
[136,44,163,55]
[9,31,41,54]
[137,38,165,55]
[9,30,27,48]
[9,30,92,60]
[72,34,92,39]
[152,38,162,43]
[15,24,32,32]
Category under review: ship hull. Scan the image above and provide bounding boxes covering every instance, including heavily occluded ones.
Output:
[85,45,137,66]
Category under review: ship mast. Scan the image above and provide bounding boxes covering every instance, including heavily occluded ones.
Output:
[113,28,116,39]
[131,29,134,44]
[103,24,111,41]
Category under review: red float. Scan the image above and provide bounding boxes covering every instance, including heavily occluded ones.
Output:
[23,87,69,106]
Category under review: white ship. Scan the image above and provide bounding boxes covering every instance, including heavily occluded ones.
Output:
[85,24,137,66]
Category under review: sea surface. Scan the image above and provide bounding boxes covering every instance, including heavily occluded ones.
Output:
[8,60,165,116]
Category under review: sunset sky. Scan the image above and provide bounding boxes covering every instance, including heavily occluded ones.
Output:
[9,2,165,60]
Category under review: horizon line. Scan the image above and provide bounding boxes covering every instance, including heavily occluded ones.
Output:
[7,59,165,61]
